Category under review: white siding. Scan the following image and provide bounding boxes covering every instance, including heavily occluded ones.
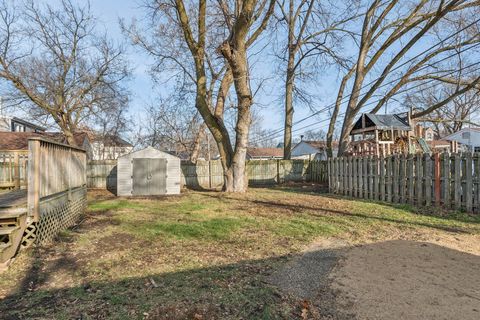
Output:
[444,129,480,147]
[116,146,181,196]
[291,141,319,157]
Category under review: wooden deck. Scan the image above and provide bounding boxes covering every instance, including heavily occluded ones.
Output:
[0,190,27,209]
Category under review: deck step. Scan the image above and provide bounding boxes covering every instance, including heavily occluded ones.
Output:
[0,207,28,219]
[0,226,20,236]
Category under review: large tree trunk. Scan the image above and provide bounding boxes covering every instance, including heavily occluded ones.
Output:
[56,115,78,146]
[63,128,77,146]
[336,109,356,156]
[219,41,252,192]
[283,54,295,160]
[190,124,206,163]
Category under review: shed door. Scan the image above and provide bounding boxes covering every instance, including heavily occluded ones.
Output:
[132,158,167,195]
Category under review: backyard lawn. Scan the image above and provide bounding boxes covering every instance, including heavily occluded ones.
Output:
[1,184,480,319]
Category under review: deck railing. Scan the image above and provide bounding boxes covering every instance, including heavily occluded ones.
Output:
[0,150,28,189]
[28,137,87,222]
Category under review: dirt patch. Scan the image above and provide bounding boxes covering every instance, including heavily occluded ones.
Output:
[270,238,355,319]
[332,239,480,320]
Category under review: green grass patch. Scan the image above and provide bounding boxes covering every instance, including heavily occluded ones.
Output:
[273,216,341,239]
[128,217,251,240]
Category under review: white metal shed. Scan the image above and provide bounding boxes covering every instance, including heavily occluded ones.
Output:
[117,147,181,196]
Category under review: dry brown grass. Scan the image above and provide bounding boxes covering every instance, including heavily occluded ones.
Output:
[0,184,479,319]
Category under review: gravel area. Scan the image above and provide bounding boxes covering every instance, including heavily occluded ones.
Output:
[270,239,355,319]
[271,235,480,320]
[332,239,480,320]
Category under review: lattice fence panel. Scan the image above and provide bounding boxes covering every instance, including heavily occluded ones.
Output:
[35,188,87,244]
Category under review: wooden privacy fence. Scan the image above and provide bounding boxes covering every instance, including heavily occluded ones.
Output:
[328,153,480,213]
[0,150,28,189]
[28,137,87,243]
[87,159,328,190]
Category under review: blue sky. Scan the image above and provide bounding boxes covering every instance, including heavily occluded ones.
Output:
[84,0,337,140]
[13,1,473,143]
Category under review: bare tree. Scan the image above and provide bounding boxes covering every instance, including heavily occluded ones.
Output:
[249,112,280,147]
[130,0,274,192]
[275,0,357,159]
[405,83,480,136]
[325,0,480,156]
[0,0,129,145]
[135,97,214,161]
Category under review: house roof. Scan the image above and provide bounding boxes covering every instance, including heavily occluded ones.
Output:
[297,140,338,150]
[11,117,46,132]
[442,127,480,146]
[352,113,411,132]
[91,134,132,147]
[0,131,89,150]
[76,127,132,147]
[247,147,283,158]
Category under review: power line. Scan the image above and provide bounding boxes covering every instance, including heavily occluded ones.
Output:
[253,60,480,144]
[252,16,480,144]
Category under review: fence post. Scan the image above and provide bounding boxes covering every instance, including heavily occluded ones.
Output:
[453,153,461,209]
[424,154,432,206]
[465,153,473,212]
[442,152,450,209]
[399,155,406,203]
[28,139,41,222]
[13,152,20,190]
[474,153,480,213]
[407,155,414,205]
[392,155,399,203]
[434,153,441,206]
[208,160,212,190]
[387,156,393,202]
[416,153,423,206]
[277,159,280,184]
[380,155,385,201]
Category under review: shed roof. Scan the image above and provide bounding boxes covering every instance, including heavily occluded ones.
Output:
[118,146,180,160]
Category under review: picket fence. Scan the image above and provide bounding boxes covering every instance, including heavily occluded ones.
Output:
[87,159,328,190]
[328,153,480,213]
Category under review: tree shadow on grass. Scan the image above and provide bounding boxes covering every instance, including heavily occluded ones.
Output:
[0,250,350,320]
[200,192,478,234]
[3,239,480,320]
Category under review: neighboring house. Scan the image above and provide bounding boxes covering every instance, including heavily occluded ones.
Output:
[291,140,337,160]
[427,140,454,153]
[0,132,92,158]
[0,115,45,133]
[246,148,283,160]
[89,133,133,160]
[443,128,480,152]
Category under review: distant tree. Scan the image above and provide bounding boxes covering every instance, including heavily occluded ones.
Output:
[405,84,480,136]
[248,112,279,148]
[135,101,218,162]
[302,129,327,141]
[0,0,129,145]
[275,0,358,159]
